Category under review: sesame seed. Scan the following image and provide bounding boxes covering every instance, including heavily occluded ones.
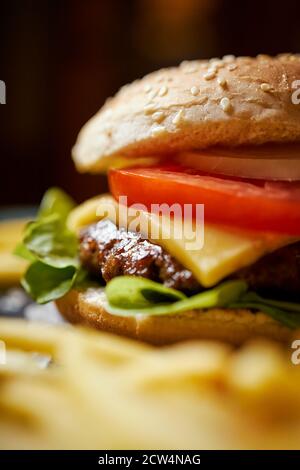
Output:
[144,104,156,115]
[217,77,227,88]
[228,63,237,71]
[204,69,216,80]
[260,83,272,92]
[172,109,185,125]
[147,90,157,101]
[151,111,165,123]
[185,68,198,74]
[180,60,189,68]
[209,65,218,73]
[144,84,152,93]
[210,59,224,69]
[151,125,166,136]
[181,62,198,74]
[190,86,200,96]
[220,97,232,113]
[223,54,235,63]
[158,85,168,97]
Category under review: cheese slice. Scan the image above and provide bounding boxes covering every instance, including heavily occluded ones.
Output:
[68,195,297,288]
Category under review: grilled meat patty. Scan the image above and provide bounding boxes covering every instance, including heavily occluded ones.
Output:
[235,242,300,300]
[79,219,200,294]
[79,220,300,299]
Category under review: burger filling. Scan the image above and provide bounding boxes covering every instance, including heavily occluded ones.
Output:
[79,219,300,301]
[16,181,300,329]
[79,219,199,294]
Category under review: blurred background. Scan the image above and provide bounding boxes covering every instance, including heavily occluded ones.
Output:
[0,0,300,206]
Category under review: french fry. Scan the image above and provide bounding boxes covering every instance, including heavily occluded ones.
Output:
[1,319,300,449]
[0,219,29,285]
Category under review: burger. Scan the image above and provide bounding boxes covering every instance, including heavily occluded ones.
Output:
[17,54,300,345]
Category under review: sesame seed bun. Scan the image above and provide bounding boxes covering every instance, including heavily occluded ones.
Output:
[56,288,292,345]
[73,54,300,173]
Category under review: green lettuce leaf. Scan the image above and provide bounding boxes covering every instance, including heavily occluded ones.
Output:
[105,276,248,317]
[21,261,78,304]
[15,187,87,304]
[38,187,75,221]
[106,276,186,309]
[229,292,300,329]
[105,276,300,329]
[237,291,300,313]
[22,214,78,267]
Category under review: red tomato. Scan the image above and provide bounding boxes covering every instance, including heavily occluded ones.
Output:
[109,165,300,235]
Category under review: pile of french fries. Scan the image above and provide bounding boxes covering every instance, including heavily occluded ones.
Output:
[0,318,300,449]
[0,219,29,285]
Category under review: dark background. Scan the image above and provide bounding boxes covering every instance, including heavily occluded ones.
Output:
[0,0,299,206]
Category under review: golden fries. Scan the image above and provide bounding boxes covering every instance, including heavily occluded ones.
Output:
[0,318,300,449]
[0,219,29,285]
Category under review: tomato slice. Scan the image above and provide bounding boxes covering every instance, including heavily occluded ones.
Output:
[109,165,300,235]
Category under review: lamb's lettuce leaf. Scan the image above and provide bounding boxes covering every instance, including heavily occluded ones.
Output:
[22,261,78,304]
[37,187,75,221]
[105,275,300,329]
[229,292,300,329]
[105,276,248,316]
[15,188,87,303]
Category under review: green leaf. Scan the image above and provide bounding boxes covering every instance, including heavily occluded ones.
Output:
[38,187,75,221]
[240,292,300,313]
[229,291,300,329]
[105,276,248,317]
[105,276,300,329]
[23,214,78,266]
[106,276,186,309]
[21,261,78,304]
[229,301,300,329]
[16,187,86,304]
[14,242,37,262]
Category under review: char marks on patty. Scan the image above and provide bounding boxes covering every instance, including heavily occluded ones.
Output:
[79,220,300,299]
[79,219,200,294]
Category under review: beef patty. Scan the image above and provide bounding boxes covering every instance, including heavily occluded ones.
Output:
[79,219,200,294]
[79,220,300,299]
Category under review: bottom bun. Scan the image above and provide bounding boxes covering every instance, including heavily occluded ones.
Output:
[56,287,292,345]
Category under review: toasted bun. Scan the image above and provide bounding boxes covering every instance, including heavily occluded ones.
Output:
[56,287,292,345]
[73,54,300,173]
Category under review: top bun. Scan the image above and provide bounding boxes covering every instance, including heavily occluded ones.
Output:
[73,54,300,173]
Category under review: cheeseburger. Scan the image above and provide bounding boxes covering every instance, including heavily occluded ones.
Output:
[18,54,300,344]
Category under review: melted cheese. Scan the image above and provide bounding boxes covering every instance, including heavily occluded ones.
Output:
[68,195,297,287]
